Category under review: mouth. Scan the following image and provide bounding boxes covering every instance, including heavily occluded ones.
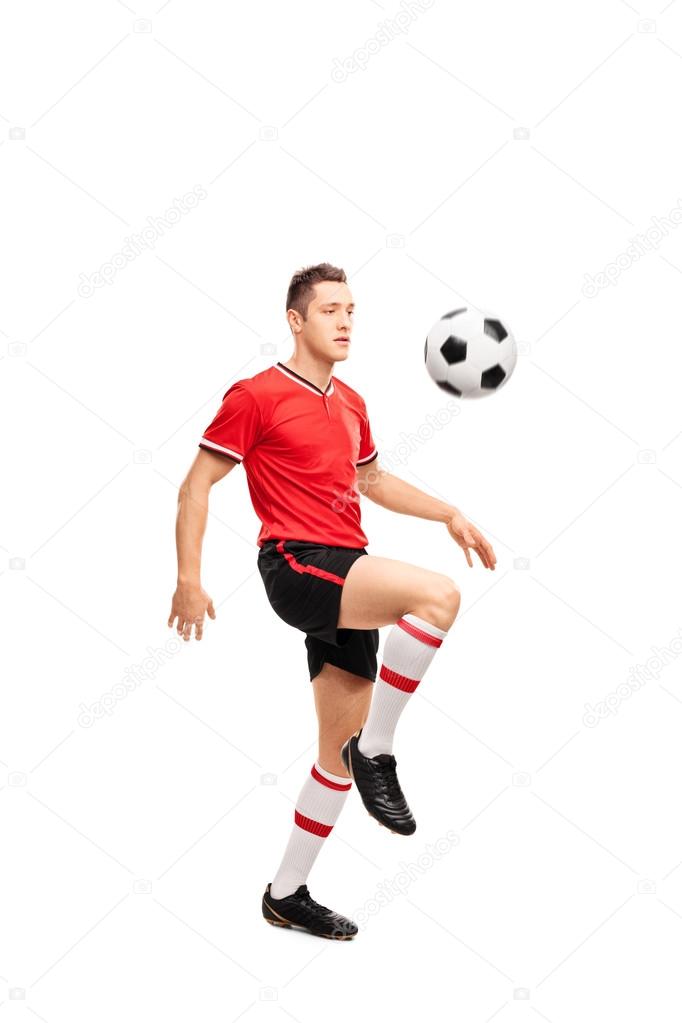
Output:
[334,337,350,346]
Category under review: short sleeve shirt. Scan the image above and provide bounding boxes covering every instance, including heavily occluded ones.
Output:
[199,362,378,548]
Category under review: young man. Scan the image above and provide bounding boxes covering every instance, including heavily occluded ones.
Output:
[168,263,496,941]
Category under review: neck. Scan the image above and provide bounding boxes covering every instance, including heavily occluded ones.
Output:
[282,353,333,394]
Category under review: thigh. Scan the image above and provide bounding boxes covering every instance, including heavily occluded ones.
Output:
[337,554,453,631]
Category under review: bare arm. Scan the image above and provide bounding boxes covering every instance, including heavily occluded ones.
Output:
[357,462,457,523]
[168,449,239,640]
[357,460,496,570]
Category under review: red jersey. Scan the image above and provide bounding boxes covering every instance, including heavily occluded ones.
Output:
[199,361,378,548]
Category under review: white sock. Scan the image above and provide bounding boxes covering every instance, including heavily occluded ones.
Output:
[269,761,352,899]
[358,613,449,757]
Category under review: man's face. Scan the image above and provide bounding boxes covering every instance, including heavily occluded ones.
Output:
[293,280,355,362]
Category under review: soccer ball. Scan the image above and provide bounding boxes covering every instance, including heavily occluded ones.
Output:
[424,307,517,399]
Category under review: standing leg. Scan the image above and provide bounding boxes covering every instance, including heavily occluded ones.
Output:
[268,663,372,898]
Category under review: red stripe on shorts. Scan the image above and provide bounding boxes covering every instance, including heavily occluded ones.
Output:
[277,540,346,586]
[379,663,421,693]
[397,616,443,647]
[294,810,333,838]
[310,769,351,789]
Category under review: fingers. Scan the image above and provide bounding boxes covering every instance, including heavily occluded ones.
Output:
[469,529,496,571]
[169,597,215,638]
[176,616,191,640]
[477,546,491,569]
[176,614,206,641]
[472,539,489,568]
[482,538,497,570]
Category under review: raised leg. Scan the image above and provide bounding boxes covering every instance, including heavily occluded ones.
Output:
[337,554,461,633]
[337,555,462,833]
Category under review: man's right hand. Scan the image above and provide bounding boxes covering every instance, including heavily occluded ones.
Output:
[167,583,216,641]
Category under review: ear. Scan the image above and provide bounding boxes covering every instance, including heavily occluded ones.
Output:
[287,308,302,334]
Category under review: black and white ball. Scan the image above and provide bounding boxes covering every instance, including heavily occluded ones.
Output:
[424,307,517,399]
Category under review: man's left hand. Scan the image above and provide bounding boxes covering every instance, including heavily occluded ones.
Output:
[446,512,497,570]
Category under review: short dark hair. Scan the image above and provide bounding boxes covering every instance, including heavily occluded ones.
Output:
[286,262,347,320]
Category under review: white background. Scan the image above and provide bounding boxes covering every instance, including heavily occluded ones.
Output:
[2,0,682,1019]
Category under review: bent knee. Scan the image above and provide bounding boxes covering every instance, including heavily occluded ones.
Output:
[441,577,461,619]
[412,576,461,630]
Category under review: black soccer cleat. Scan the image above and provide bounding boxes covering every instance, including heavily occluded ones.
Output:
[341,729,416,836]
[262,883,358,940]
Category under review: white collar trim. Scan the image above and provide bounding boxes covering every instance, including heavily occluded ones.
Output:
[275,363,335,397]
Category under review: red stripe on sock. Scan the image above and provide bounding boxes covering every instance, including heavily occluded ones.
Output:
[277,540,346,586]
[311,764,352,790]
[294,810,333,837]
[398,616,443,647]
[379,663,421,693]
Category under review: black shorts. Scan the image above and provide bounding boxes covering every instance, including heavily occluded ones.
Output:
[257,538,379,683]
